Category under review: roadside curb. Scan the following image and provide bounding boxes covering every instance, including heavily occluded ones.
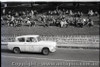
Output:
[57,46,100,49]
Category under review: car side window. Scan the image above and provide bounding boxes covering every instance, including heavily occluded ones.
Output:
[18,38,25,42]
[26,37,37,42]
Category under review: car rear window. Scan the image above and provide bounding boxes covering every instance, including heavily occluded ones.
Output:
[18,38,25,42]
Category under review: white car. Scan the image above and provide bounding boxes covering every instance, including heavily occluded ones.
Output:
[7,35,57,55]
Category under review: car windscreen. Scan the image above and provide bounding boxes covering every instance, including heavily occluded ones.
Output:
[37,36,41,41]
[26,37,37,42]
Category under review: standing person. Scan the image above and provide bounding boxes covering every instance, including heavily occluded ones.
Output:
[7,15,11,26]
[11,16,15,26]
[8,15,15,27]
[43,15,48,27]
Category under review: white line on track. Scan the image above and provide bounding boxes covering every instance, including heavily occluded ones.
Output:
[2,55,99,63]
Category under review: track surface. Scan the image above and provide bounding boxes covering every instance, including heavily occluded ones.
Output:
[1,46,99,67]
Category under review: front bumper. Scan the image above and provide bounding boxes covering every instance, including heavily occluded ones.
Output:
[50,47,56,52]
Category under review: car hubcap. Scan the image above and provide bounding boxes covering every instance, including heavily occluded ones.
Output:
[43,49,49,55]
[14,48,20,53]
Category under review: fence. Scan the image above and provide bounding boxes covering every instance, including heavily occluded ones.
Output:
[1,35,99,48]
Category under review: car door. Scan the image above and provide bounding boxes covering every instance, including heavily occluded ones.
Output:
[17,37,26,51]
[25,37,38,52]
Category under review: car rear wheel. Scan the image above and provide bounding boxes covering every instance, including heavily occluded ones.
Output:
[42,48,49,55]
[13,47,20,54]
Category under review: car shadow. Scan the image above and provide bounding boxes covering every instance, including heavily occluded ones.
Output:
[1,49,13,53]
[1,49,46,56]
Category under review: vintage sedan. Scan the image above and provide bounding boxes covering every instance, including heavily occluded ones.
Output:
[7,35,57,55]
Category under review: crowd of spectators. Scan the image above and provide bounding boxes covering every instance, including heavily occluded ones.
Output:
[1,9,99,28]
[46,9,99,16]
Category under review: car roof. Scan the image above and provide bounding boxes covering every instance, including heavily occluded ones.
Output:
[16,35,39,38]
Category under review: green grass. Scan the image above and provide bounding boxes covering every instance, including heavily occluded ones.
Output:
[1,25,99,36]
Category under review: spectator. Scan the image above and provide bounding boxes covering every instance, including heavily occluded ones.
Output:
[87,19,94,27]
[65,10,69,14]
[69,10,73,15]
[88,10,94,16]
[94,11,99,16]
[27,18,31,26]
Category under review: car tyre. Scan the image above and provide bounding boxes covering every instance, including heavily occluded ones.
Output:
[13,47,20,54]
[42,48,49,55]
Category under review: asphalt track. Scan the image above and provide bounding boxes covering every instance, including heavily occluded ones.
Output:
[1,45,99,67]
